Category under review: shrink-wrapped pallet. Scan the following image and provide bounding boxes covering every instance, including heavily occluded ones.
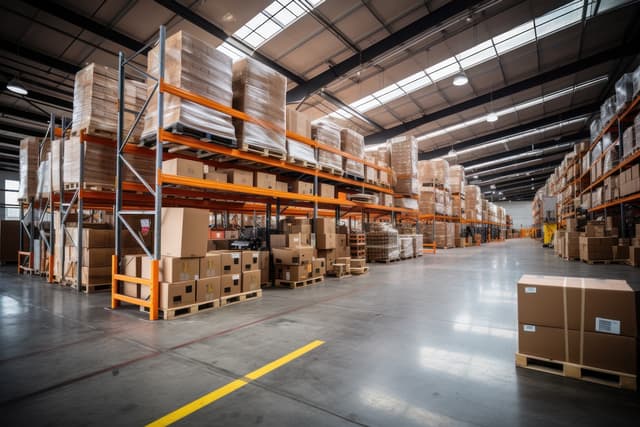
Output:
[448,165,465,195]
[418,187,446,215]
[615,73,634,113]
[364,153,377,182]
[590,115,601,142]
[51,139,62,192]
[600,96,616,126]
[423,221,448,248]
[63,137,115,187]
[464,184,482,221]
[418,159,449,189]
[36,155,51,198]
[312,121,342,172]
[73,63,146,139]
[394,197,418,210]
[451,194,465,217]
[340,128,364,178]
[286,109,316,165]
[18,137,39,200]
[143,31,236,142]
[366,223,399,262]
[399,236,414,259]
[389,136,418,195]
[233,57,286,153]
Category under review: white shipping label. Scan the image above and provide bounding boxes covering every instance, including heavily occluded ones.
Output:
[524,287,537,294]
[523,325,536,332]
[232,253,240,260]
[595,317,621,335]
[232,274,239,281]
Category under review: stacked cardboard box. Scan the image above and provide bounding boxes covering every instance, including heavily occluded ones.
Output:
[64,227,115,286]
[517,275,637,375]
[366,223,400,262]
[233,57,287,153]
[399,236,414,259]
[389,136,419,196]
[17,137,39,200]
[286,109,316,165]
[340,129,364,178]
[448,165,465,195]
[464,185,482,221]
[418,159,450,189]
[273,232,315,283]
[418,187,445,215]
[313,121,342,172]
[619,164,639,197]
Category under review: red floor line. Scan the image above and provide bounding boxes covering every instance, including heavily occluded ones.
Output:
[0,333,108,364]
[1,286,366,406]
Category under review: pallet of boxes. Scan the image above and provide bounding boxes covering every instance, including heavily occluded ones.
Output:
[578,220,623,264]
[516,274,637,390]
[272,219,325,288]
[121,208,262,320]
[314,218,351,279]
[349,232,369,274]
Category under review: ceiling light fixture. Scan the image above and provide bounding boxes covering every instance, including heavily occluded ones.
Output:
[448,147,457,157]
[452,71,468,86]
[486,111,498,122]
[473,175,479,179]
[6,78,28,95]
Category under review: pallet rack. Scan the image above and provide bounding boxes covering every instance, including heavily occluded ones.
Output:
[111,26,418,320]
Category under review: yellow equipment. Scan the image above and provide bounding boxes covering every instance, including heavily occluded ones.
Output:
[543,223,557,246]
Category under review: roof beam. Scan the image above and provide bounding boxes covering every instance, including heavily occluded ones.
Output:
[153,0,304,84]
[469,152,568,180]
[22,0,147,54]
[365,41,640,144]
[0,39,80,75]
[420,103,596,160]
[0,122,46,137]
[1,82,73,110]
[286,0,479,103]
[0,105,63,125]
[477,158,564,185]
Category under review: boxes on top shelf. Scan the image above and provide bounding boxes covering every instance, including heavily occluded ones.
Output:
[418,159,450,190]
[340,128,365,178]
[389,136,419,196]
[615,73,634,113]
[312,121,342,172]
[286,109,316,165]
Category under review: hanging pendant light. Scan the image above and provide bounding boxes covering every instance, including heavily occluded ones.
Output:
[452,71,468,86]
[7,78,28,95]
[486,111,498,122]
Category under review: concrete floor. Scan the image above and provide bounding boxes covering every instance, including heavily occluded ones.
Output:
[1,239,639,426]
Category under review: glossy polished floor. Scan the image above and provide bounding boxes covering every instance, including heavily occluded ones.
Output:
[1,239,639,426]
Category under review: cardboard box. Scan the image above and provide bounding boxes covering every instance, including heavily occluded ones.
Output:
[317,249,336,270]
[290,223,311,234]
[612,245,629,260]
[200,253,221,278]
[336,234,347,248]
[335,244,349,259]
[162,158,203,179]
[314,218,335,235]
[293,181,314,195]
[219,251,242,274]
[70,247,112,267]
[197,277,220,302]
[161,208,209,257]
[274,181,288,193]
[272,247,313,265]
[220,273,241,297]
[320,183,335,198]
[65,228,114,248]
[159,281,196,309]
[286,232,302,249]
[517,275,637,337]
[565,218,577,232]
[255,172,277,189]
[270,234,286,248]
[259,250,270,285]
[242,270,261,292]
[564,232,580,259]
[242,251,260,271]
[312,258,326,276]
[579,236,618,261]
[276,263,313,281]
[220,168,253,186]
[122,255,142,297]
[316,233,336,249]
[629,246,640,267]
[585,222,605,237]
[205,171,228,183]
[518,324,637,374]
[142,256,199,282]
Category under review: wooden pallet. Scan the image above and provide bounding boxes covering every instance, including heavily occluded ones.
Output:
[71,127,117,141]
[350,266,369,275]
[515,353,636,391]
[220,289,263,307]
[240,143,286,160]
[350,250,366,258]
[319,165,343,176]
[64,182,115,192]
[369,258,401,264]
[327,271,352,279]
[349,234,366,244]
[76,283,112,294]
[287,156,318,170]
[563,257,580,261]
[344,173,365,182]
[141,299,221,320]
[275,276,324,289]
[581,259,625,265]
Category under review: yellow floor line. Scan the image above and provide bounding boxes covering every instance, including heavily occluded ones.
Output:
[146,340,325,427]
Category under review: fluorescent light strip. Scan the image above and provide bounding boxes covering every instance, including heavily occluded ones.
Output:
[329,0,628,119]
[217,0,325,60]
[416,75,607,141]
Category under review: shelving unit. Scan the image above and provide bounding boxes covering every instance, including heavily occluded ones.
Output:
[110,27,417,320]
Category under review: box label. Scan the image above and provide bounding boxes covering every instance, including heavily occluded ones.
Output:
[595,317,621,335]
[523,325,536,332]
[524,287,536,294]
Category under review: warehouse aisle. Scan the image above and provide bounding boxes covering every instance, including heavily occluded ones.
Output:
[1,239,639,426]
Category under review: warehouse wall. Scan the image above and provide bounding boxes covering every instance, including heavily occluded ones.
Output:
[0,170,20,221]
[495,200,532,229]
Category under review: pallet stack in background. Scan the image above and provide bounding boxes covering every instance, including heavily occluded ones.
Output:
[272,220,319,288]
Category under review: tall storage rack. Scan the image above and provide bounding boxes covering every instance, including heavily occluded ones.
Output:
[111,27,417,320]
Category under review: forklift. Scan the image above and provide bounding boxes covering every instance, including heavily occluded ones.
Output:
[542,196,557,247]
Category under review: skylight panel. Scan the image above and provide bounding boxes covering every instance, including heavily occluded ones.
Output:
[255,20,282,40]
[425,56,458,76]
[376,86,404,103]
[493,23,536,55]
[427,62,460,81]
[355,98,382,112]
[400,76,431,93]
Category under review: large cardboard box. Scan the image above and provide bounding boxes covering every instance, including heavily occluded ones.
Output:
[564,232,580,259]
[314,218,335,235]
[312,258,326,276]
[316,233,336,249]
[320,183,335,198]
[272,247,313,265]
[293,181,314,195]
[270,234,286,248]
[275,181,288,193]
[285,232,302,249]
[159,281,196,309]
[220,273,241,297]
[161,208,209,257]
[276,264,313,281]
[242,251,260,271]
[142,256,199,282]
[517,275,637,337]
[317,249,336,270]
[255,172,277,189]
[205,170,228,183]
[122,254,142,297]
[242,270,261,292]
[65,228,114,248]
[219,168,253,186]
[162,158,203,179]
[200,253,221,278]
[259,250,270,284]
[629,246,640,267]
[197,277,220,302]
[290,223,311,234]
[70,247,113,267]
[518,324,637,374]
[219,251,242,274]
[585,222,605,237]
[579,236,618,261]
[612,245,629,260]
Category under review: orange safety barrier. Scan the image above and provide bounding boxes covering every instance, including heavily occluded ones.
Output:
[111,255,159,320]
[423,242,437,254]
[17,251,33,274]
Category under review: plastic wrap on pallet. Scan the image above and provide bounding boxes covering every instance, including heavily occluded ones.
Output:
[603,143,618,174]
[63,136,115,187]
[312,121,342,171]
[399,236,414,259]
[589,115,601,142]
[287,139,316,165]
[600,96,616,126]
[635,112,640,154]
[464,184,482,221]
[602,132,613,151]
[615,73,634,113]
[36,155,51,198]
[633,64,640,97]
[364,153,377,182]
[622,126,635,158]
[417,159,449,189]
[448,165,465,195]
[232,56,286,153]
[285,109,315,164]
[394,197,418,210]
[366,223,400,261]
[451,194,464,217]
[51,139,62,192]
[590,142,602,167]
[18,137,39,200]
[376,144,391,166]
[286,108,311,138]
[413,234,423,256]
[340,128,364,178]
[73,63,147,139]
[143,31,236,142]
[389,136,418,195]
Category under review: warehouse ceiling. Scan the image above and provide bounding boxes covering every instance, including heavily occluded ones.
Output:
[0,0,639,200]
